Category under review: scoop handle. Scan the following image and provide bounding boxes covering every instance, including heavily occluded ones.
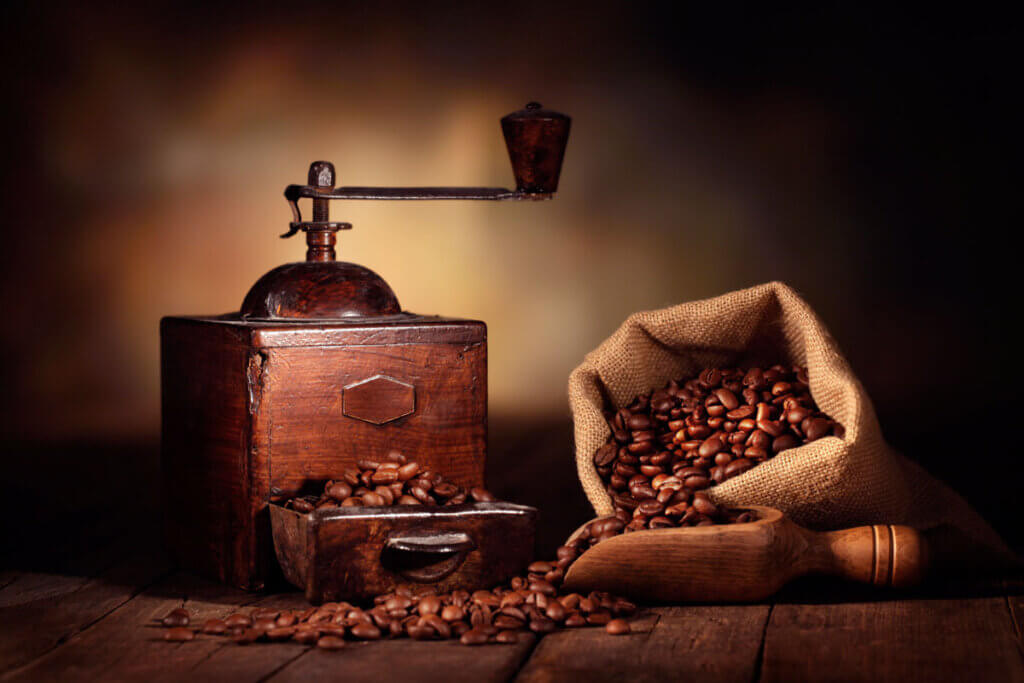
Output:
[811,524,928,588]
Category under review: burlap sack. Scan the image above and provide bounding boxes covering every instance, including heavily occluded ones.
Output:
[569,281,1012,566]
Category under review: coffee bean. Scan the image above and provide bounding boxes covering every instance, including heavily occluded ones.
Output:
[683,475,711,490]
[470,488,497,503]
[350,623,381,640]
[384,450,407,464]
[692,494,718,517]
[638,464,662,477]
[495,630,520,644]
[266,626,296,641]
[756,419,784,437]
[225,613,252,629]
[374,486,395,505]
[441,605,464,622]
[724,458,754,478]
[565,613,587,627]
[530,616,557,633]
[231,629,261,645]
[699,368,722,387]
[698,437,723,458]
[161,607,190,627]
[317,635,346,650]
[423,614,452,639]
[252,616,277,631]
[293,628,321,645]
[326,481,352,500]
[627,414,653,430]
[396,462,420,481]
[606,619,631,635]
[772,434,799,453]
[460,629,490,646]
[319,623,346,637]
[545,601,567,622]
[727,405,756,420]
[418,595,441,616]
[163,627,195,641]
[371,469,399,485]
[406,622,432,640]
[786,406,810,424]
[805,417,832,441]
[202,618,227,635]
[360,491,386,506]
[631,484,657,500]
[714,388,740,411]
[637,499,664,516]
[494,615,524,629]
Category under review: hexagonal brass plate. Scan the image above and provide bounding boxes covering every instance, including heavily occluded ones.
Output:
[342,375,415,425]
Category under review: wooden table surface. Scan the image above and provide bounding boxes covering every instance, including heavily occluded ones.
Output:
[1,421,1022,682]
[1,549,1022,683]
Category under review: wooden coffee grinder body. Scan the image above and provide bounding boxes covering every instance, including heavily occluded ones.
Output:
[160,104,570,591]
[161,315,487,590]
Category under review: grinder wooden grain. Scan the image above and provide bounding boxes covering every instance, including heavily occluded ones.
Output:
[561,506,928,602]
[270,501,537,604]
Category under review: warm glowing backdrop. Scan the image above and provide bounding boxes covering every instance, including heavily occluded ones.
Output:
[1,3,1017,545]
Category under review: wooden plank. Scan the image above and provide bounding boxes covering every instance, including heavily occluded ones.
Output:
[1007,579,1023,650]
[162,641,307,683]
[0,552,170,675]
[515,605,771,683]
[0,573,19,593]
[267,633,537,683]
[0,571,273,681]
[155,592,312,683]
[761,596,1024,683]
[2,567,537,683]
[157,585,537,683]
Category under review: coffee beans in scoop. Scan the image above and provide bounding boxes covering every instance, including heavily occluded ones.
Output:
[562,503,758,555]
[595,364,840,529]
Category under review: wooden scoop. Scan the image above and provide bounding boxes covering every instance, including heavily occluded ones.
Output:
[561,506,928,602]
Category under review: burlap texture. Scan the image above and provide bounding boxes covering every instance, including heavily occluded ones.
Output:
[569,281,1010,562]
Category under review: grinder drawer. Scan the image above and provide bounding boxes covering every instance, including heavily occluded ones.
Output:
[270,502,536,604]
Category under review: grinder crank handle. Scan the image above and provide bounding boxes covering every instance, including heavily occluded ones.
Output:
[282,102,571,235]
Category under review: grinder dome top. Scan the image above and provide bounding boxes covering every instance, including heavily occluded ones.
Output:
[239,102,570,321]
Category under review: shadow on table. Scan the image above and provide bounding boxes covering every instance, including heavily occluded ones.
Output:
[0,415,592,578]
[2,415,1017,606]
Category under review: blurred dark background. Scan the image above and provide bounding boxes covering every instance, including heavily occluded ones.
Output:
[1,2,1019,563]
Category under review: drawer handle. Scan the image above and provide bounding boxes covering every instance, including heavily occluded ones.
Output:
[382,530,476,583]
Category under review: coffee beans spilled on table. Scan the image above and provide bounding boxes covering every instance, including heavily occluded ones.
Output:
[153,455,636,649]
[594,364,841,531]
